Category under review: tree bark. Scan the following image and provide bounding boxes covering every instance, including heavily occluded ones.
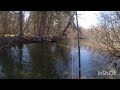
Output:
[19,11,24,38]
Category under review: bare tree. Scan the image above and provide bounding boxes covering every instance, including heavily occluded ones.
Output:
[94,11,120,58]
[19,11,24,38]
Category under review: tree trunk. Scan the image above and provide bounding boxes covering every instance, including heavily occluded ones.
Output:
[19,11,24,38]
[38,11,47,37]
[3,11,9,35]
[57,11,75,39]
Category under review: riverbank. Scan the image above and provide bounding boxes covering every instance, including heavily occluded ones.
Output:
[0,36,60,50]
[79,39,101,49]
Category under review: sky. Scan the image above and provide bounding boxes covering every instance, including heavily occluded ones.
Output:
[77,11,100,29]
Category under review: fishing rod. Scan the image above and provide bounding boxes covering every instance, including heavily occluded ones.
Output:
[76,11,81,79]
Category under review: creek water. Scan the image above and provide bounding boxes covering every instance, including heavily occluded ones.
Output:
[0,39,119,79]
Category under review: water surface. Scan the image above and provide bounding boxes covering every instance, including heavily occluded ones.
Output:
[0,39,119,79]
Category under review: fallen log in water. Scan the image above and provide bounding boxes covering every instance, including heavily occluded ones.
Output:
[0,36,61,49]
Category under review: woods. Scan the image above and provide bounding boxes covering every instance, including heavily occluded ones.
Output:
[80,11,120,59]
[0,11,76,49]
[94,11,120,58]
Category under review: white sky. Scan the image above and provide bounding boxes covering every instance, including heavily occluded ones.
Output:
[77,11,100,29]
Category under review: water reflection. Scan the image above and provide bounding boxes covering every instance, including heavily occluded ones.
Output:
[80,45,118,79]
[0,39,118,79]
[0,40,78,79]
